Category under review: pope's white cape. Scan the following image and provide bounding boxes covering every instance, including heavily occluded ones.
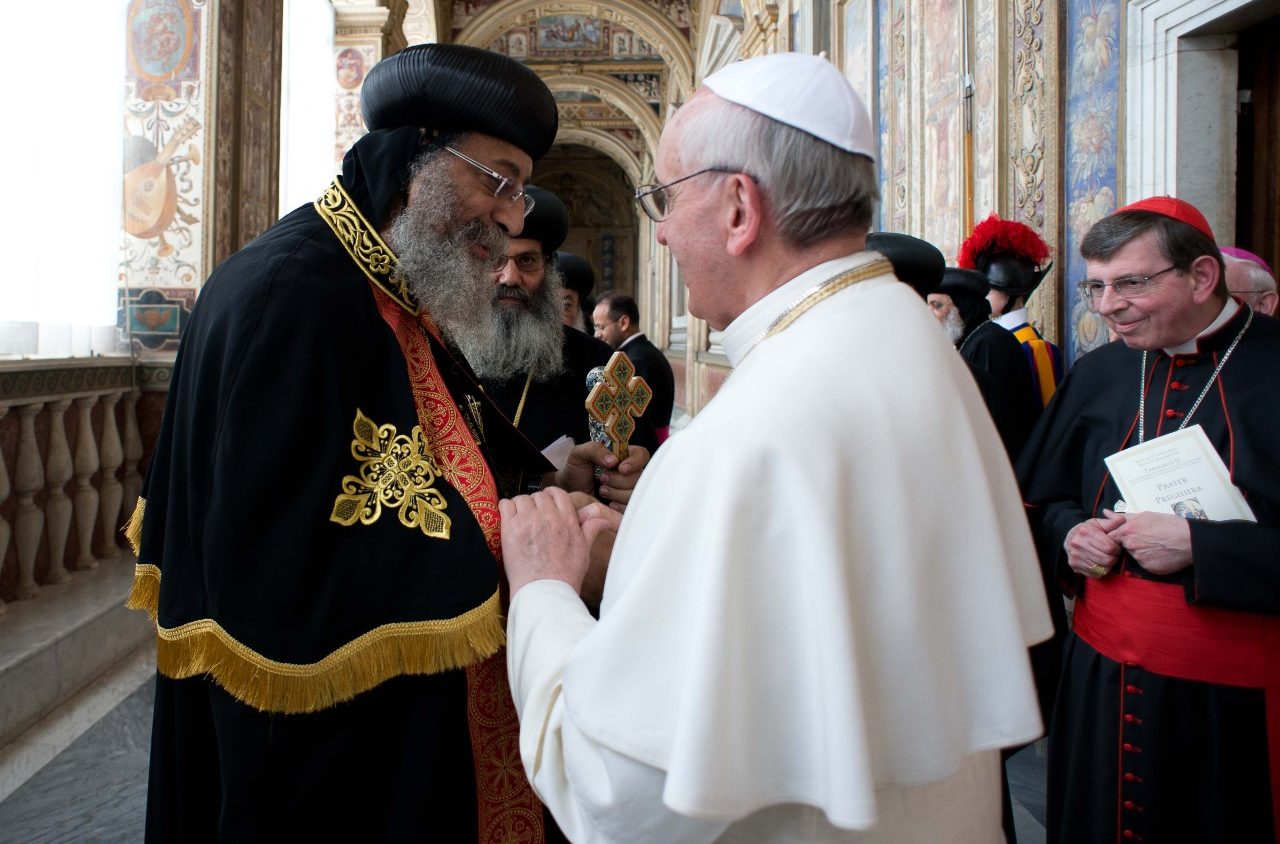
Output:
[508,251,1054,837]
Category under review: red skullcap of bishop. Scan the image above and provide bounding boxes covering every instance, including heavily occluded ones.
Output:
[1116,196,1215,241]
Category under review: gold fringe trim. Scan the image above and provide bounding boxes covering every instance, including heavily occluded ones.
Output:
[150,591,505,714]
[123,496,146,556]
[125,564,161,619]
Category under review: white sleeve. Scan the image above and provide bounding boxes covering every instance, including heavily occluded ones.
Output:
[507,579,728,844]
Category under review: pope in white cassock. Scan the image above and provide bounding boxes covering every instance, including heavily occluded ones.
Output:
[499,52,1055,843]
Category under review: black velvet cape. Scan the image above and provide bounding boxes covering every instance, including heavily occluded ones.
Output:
[131,128,554,841]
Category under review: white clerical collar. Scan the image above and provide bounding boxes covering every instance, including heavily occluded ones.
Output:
[992,307,1028,331]
[618,333,644,350]
[1163,298,1240,356]
[721,253,872,367]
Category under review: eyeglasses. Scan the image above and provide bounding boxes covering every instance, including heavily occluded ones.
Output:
[443,146,535,217]
[502,252,546,274]
[634,167,743,222]
[1077,265,1180,306]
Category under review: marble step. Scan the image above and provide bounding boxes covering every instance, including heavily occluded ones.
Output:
[0,558,152,748]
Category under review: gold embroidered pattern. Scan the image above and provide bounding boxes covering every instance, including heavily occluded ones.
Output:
[314,178,417,314]
[330,409,451,539]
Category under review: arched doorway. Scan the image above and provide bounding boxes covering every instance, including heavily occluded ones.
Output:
[533,144,640,297]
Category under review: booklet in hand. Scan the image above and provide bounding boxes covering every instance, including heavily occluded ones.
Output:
[1104,425,1256,522]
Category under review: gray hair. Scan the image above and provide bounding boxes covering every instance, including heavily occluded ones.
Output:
[676,97,879,248]
[1224,255,1277,294]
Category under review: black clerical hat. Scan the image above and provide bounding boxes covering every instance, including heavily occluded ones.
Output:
[867,232,945,299]
[555,252,595,297]
[518,186,569,254]
[938,267,990,302]
[361,44,558,160]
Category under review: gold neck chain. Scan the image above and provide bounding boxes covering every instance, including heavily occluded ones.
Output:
[512,371,534,429]
[737,258,892,364]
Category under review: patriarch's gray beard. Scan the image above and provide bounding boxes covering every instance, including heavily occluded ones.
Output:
[385,166,564,383]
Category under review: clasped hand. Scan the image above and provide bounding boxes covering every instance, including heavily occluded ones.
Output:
[500,488,623,599]
[1065,509,1193,578]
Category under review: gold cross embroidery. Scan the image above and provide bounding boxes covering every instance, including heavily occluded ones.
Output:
[330,409,451,538]
[585,352,652,460]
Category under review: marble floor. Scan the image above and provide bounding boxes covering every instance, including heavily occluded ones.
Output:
[0,657,1048,842]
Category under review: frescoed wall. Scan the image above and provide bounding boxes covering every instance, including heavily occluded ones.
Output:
[335,44,377,166]
[1064,0,1121,361]
[119,0,211,355]
[490,15,662,60]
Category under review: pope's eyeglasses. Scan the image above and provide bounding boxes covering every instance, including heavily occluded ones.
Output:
[634,167,744,222]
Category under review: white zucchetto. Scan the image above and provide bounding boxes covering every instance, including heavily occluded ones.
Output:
[703,52,876,160]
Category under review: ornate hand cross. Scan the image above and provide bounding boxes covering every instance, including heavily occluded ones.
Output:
[585,352,652,460]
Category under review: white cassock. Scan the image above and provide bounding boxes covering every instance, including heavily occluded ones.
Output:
[507,252,1055,843]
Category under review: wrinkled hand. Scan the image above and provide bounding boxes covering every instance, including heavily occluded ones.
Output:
[500,488,591,597]
[1064,510,1126,578]
[1106,510,1193,576]
[553,442,651,512]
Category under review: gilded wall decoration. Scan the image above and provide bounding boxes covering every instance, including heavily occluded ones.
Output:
[120,0,211,356]
[1064,0,1120,361]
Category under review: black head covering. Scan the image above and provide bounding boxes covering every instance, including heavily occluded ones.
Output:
[867,232,945,299]
[338,126,424,230]
[938,267,992,332]
[983,255,1053,297]
[555,252,595,298]
[518,186,569,254]
[362,44,558,161]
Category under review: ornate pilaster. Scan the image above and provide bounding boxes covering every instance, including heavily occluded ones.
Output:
[1008,0,1061,343]
[211,0,284,267]
[333,1,396,167]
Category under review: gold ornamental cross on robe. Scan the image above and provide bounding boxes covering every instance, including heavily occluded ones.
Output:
[586,351,652,460]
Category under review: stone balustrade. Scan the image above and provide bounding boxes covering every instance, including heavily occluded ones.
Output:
[0,358,168,611]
